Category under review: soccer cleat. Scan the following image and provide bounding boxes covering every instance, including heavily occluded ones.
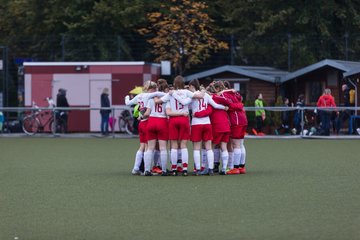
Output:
[171,170,178,176]
[182,170,188,176]
[144,171,153,176]
[151,166,162,174]
[131,169,142,175]
[161,171,169,176]
[208,169,214,176]
[226,168,240,175]
[219,170,226,175]
[193,169,201,176]
[239,167,246,174]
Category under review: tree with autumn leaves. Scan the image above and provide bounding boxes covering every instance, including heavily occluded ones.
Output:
[138,0,228,75]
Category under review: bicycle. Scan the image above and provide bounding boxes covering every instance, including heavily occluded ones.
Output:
[22,98,61,135]
[118,109,135,135]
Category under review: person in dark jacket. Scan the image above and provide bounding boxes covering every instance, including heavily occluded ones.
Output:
[100,88,111,135]
[336,84,351,134]
[293,94,305,134]
[56,88,70,133]
[276,98,290,134]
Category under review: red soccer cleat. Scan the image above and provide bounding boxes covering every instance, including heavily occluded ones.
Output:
[226,168,240,175]
[239,167,246,174]
[151,166,162,174]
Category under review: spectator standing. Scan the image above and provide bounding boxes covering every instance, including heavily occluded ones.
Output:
[293,94,305,134]
[276,97,290,134]
[254,93,265,135]
[335,84,351,134]
[317,88,336,136]
[100,88,111,135]
[56,88,70,133]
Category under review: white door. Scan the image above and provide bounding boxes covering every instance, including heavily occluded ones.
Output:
[90,80,112,132]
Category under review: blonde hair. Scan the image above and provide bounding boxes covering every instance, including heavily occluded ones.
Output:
[143,81,157,92]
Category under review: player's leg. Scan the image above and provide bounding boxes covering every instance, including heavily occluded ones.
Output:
[204,140,214,175]
[170,140,179,175]
[158,140,168,175]
[219,141,229,174]
[132,143,145,175]
[239,126,247,174]
[193,141,201,174]
[144,139,156,176]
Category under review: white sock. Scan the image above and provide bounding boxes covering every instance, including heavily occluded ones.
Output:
[181,148,189,170]
[133,150,143,170]
[160,150,168,171]
[213,148,220,164]
[171,149,178,170]
[240,140,246,166]
[228,151,234,169]
[193,150,201,170]
[234,148,241,166]
[207,150,214,169]
[221,151,229,171]
[144,150,153,172]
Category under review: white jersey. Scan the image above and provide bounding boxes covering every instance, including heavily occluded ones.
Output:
[146,99,167,118]
[125,92,165,110]
[161,89,194,114]
[190,93,226,125]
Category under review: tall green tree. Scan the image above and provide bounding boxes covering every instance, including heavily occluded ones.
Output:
[206,0,360,70]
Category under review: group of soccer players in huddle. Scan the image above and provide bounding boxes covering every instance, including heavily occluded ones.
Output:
[125,75,248,176]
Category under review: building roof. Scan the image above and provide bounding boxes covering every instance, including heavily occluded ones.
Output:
[184,65,288,83]
[343,68,360,78]
[282,59,360,82]
[23,61,160,66]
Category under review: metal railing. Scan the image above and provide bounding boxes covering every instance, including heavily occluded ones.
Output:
[0,106,359,137]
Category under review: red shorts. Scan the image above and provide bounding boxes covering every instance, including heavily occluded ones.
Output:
[147,117,169,141]
[231,125,247,139]
[191,124,213,142]
[212,131,230,145]
[168,116,190,140]
[138,120,148,143]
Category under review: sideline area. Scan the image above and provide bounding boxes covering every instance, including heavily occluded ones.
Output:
[1,132,360,140]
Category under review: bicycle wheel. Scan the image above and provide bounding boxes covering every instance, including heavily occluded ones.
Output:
[49,119,56,134]
[22,116,40,135]
[125,119,134,135]
[118,117,125,132]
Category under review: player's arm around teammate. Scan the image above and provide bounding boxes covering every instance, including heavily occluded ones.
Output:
[188,79,227,175]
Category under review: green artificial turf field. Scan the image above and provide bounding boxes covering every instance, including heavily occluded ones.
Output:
[0,138,359,240]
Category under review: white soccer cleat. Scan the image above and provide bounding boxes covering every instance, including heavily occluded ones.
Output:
[131,169,141,175]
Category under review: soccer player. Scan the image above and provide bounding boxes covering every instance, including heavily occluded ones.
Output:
[142,80,170,176]
[180,79,227,175]
[220,81,248,174]
[125,81,164,175]
[158,75,203,176]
